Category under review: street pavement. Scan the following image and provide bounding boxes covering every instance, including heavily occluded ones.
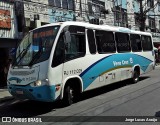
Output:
[0,64,160,103]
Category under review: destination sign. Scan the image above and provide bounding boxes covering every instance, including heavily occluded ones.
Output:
[33,30,54,39]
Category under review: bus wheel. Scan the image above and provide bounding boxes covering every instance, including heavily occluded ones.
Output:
[63,86,74,106]
[132,70,139,83]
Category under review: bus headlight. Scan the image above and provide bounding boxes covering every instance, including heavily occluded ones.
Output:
[30,79,49,87]
[35,80,41,86]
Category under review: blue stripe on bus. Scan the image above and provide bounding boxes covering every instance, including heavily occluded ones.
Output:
[80,55,112,76]
[80,53,153,90]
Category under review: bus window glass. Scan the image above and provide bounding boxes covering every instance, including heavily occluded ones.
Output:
[87,29,96,54]
[15,26,60,66]
[130,34,142,52]
[32,26,60,64]
[141,35,153,51]
[95,30,116,53]
[52,33,64,67]
[15,32,34,65]
[115,32,130,52]
[65,26,86,60]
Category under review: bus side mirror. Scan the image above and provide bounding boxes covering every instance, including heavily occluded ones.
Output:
[64,31,71,44]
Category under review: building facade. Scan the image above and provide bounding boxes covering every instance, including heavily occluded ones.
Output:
[0,0,19,87]
[20,0,75,32]
[0,0,18,47]
[74,0,160,48]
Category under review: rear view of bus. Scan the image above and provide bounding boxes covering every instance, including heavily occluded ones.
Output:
[7,24,61,102]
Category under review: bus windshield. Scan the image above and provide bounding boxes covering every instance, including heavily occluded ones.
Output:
[15,26,60,66]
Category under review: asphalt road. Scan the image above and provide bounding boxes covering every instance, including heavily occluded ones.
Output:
[1,66,160,125]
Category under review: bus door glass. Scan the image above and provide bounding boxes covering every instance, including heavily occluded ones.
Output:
[63,25,86,77]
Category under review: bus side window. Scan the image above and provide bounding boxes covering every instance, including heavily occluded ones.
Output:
[115,32,131,52]
[65,26,86,61]
[95,30,116,54]
[52,33,64,67]
[141,35,153,51]
[87,29,96,54]
[130,34,142,52]
[65,33,85,60]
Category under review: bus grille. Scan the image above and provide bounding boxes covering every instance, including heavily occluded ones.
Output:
[10,70,35,76]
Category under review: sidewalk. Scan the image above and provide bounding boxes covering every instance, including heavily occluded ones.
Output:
[0,86,14,103]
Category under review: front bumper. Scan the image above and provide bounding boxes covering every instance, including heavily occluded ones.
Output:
[8,84,56,102]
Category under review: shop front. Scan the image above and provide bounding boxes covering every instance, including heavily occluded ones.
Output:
[0,1,19,87]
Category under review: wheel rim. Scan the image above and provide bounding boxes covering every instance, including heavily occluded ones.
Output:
[134,77,138,82]
[68,87,74,104]
[69,88,73,100]
[134,72,139,83]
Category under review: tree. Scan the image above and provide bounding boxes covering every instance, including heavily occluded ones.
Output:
[139,0,159,31]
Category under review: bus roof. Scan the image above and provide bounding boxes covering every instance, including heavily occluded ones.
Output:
[33,21,152,36]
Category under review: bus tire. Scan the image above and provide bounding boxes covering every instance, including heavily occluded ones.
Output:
[63,85,74,106]
[132,70,139,83]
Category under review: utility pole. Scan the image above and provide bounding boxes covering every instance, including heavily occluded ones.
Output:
[139,0,146,31]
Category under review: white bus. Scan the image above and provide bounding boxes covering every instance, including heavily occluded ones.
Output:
[7,22,155,105]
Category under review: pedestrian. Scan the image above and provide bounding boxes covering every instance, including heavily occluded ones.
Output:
[3,59,12,86]
[0,64,6,87]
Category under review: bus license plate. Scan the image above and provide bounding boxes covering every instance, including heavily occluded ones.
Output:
[16,90,23,94]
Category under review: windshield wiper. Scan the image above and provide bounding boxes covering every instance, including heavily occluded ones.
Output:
[12,43,31,66]
[29,48,43,67]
